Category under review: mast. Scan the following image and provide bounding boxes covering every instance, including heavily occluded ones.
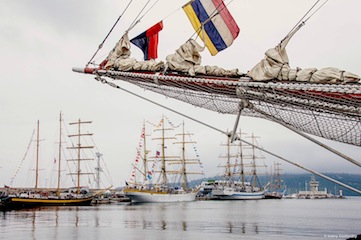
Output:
[67,119,94,194]
[219,133,238,184]
[274,162,282,192]
[238,130,245,189]
[248,133,260,189]
[173,120,201,190]
[35,120,40,190]
[142,121,148,182]
[57,112,62,197]
[95,152,103,189]
[180,121,187,190]
[174,121,189,190]
[161,116,167,186]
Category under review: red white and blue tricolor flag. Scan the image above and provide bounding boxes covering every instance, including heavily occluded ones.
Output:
[183,0,239,56]
[130,21,163,60]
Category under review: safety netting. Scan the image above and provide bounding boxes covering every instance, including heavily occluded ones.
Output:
[93,69,361,147]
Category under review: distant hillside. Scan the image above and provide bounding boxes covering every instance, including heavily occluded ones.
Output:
[190,173,361,196]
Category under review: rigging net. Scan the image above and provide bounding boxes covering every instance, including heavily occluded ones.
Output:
[93,70,361,147]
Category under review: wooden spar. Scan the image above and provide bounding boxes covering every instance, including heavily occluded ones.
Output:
[68,119,94,194]
[57,112,62,197]
[35,120,40,190]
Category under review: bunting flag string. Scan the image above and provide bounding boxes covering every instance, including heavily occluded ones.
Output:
[164,115,181,128]
[147,150,160,180]
[10,129,36,186]
[188,132,205,177]
[147,118,163,128]
[129,126,145,183]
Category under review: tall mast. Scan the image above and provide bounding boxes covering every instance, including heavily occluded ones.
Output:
[174,120,200,190]
[57,112,62,197]
[274,162,282,192]
[35,120,40,190]
[95,152,103,189]
[68,119,94,194]
[226,136,232,181]
[142,121,148,182]
[219,133,237,184]
[161,115,167,186]
[239,129,245,189]
[181,121,187,190]
[251,133,258,189]
[152,115,177,188]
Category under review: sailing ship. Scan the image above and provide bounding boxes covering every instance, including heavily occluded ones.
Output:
[72,1,361,194]
[211,132,267,200]
[124,116,203,203]
[264,162,286,199]
[2,114,94,209]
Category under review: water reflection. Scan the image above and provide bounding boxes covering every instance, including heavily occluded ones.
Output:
[123,202,261,235]
[0,199,359,239]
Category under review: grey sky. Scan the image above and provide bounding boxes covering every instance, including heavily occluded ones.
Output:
[1,0,360,188]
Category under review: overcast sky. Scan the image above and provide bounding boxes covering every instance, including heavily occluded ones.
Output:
[1,0,360,189]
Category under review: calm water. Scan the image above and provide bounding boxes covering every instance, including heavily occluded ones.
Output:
[1,198,360,240]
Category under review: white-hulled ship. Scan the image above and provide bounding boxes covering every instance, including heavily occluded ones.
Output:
[211,132,267,200]
[124,116,203,203]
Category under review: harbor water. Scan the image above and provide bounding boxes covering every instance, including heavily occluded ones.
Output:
[1,197,360,240]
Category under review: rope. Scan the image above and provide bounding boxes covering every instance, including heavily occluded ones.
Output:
[10,129,36,186]
[127,0,151,32]
[282,0,329,44]
[86,0,133,67]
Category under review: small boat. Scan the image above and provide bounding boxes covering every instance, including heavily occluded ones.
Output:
[124,116,204,203]
[2,113,95,210]
[211,132,267,200]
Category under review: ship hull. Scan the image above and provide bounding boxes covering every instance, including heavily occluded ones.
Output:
[212,190,265,200]
[2,196,93,209]
[124,190,198,203]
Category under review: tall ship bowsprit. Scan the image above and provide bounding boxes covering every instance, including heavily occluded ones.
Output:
[72,1,361,195]
[124,115,204,203]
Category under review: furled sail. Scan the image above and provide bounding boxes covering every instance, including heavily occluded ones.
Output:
[247,25,360,83]
[102,33,164,71]
[165,39,240,76]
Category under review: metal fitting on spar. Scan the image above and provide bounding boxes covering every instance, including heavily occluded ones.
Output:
[72,67,96,74]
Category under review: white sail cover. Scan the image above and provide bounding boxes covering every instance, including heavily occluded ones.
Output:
[247,27,360,83]
[166,39,240,77]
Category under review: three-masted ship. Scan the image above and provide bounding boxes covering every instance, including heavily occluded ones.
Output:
[211,132,267,200]
[124,116,203,203]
